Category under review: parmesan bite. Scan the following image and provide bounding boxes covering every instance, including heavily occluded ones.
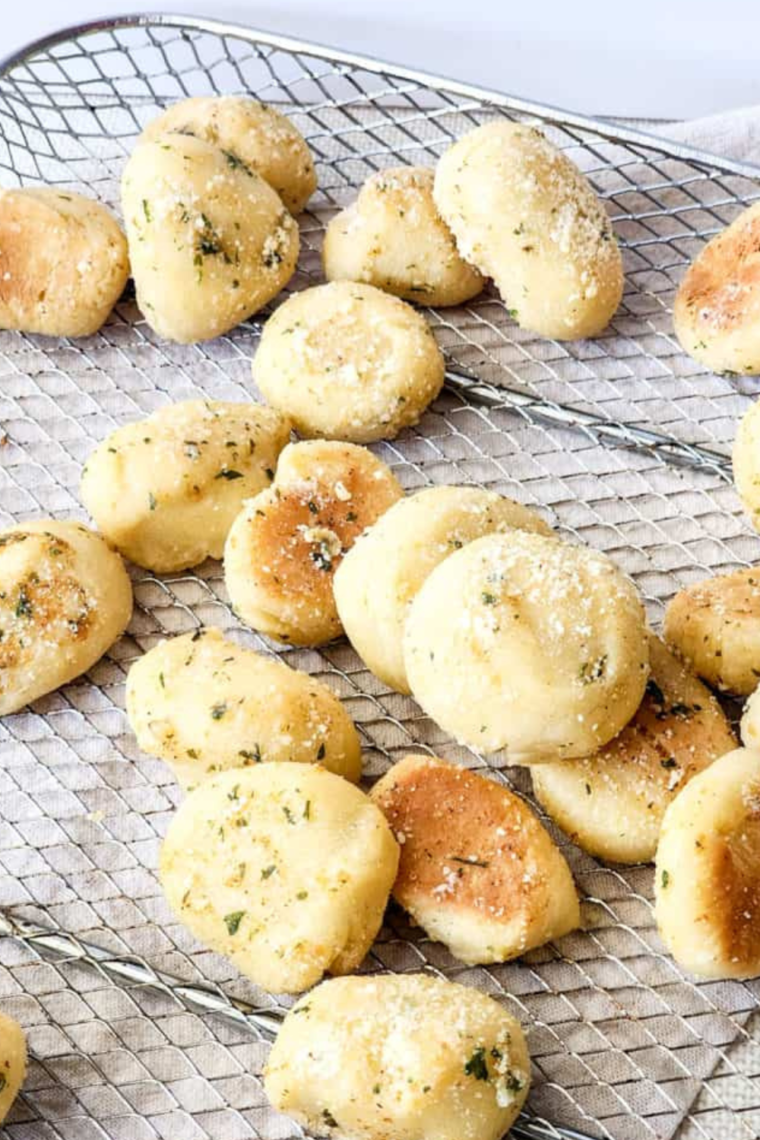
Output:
[140,95,316,214]
[334,485,551,693]
[126,627,361,788]
[252,281,445,442]
[532,635,736,863]
[404,530,649,762]
[224,440,403,646]
[372,754,579,963]
[121,132,298,342]
[81,400,291,572]
[0,187,129,337]
[664,566,760,695]
[674,202,760,376]
[0,1012,26,1125]
[264,973,530,1140]
[434,121,623,339]
[0,519,132,715]
[160,764,399,993]
[323,166,483,306]
[655,747,760,979]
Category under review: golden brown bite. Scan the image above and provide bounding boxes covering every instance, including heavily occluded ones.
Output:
[372,754,579,964]
[224,440,403,645]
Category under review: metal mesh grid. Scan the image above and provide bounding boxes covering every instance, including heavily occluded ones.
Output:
[0,14,759,1140]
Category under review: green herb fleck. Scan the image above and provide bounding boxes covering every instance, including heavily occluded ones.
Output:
[579,656,607,684]
[223,910,245,935]
[148,492,157,512]
[15,588,32,620]
[464,1046,489,1081]
[222,149,253,175]
[481,591,497,606]
[661,870,670,889]
[211,702,227,720]
[142,198,152,223]
[261,864,277,880]
[239,746,262,763]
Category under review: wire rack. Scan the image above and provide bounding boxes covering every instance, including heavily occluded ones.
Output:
[0,14,759,1140]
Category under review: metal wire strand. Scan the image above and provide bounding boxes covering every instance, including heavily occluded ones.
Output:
[0,909,601,1140]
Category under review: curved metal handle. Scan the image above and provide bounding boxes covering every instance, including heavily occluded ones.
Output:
[445,369,732,481]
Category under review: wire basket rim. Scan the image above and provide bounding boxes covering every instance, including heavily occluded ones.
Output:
[2,10,760,185]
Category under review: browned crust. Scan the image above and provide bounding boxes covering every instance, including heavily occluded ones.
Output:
[247,456,401,601]
[703,814,760,972]
[0,531,92,678]
[676,205,760,332]
[373,756,553,920]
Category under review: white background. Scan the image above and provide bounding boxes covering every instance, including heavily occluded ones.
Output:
[3,0,760,120]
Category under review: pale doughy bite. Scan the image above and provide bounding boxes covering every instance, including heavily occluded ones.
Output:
[404,531,649,761]
[126,627,361,788]
[532,635,736,863]
[160,763,398,993]
[224,440,403,645]
[323,166,484,306]
[0,187,129,337]
[433,121,623,340]
[0,1012,26,1125]
[674,202,760,376]
[655,747,760,979]
[741,685,760,747]
[81,400,291,572]
[252,281,445,442]
[372,754,579,964]
[0,519,132,715]
[141,95,316,214]
[334,486,551,693]
[732,398,760,530]
[121,132,299,342]
[664,566,760,695]
[265,973,530,1140]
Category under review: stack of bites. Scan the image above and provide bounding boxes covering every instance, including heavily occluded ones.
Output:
[3,91,760,1140]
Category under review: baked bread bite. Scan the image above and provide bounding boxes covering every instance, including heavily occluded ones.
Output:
[252,281,445,442]
[372,754,579,964]
[141,95,316,214]
[224,440,403,645]
[434,121,623,340]
[334,485,551,693]
[0,519,132,715]
[126,627,361,788]
[674,202,760,376]
[81,400,290,572]
[323,166,483,306]
[0,1012,26,1125]
[121,131,298,342]
[0,187,128,337]
[532,635,736,863]
[264,973,530,1140]
[664,566,760,695]
[160,763,398,993]
[655,747,760,979]
[404,530,649,761]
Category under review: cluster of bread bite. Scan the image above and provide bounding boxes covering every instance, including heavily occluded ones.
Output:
[4,91,760,1140]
